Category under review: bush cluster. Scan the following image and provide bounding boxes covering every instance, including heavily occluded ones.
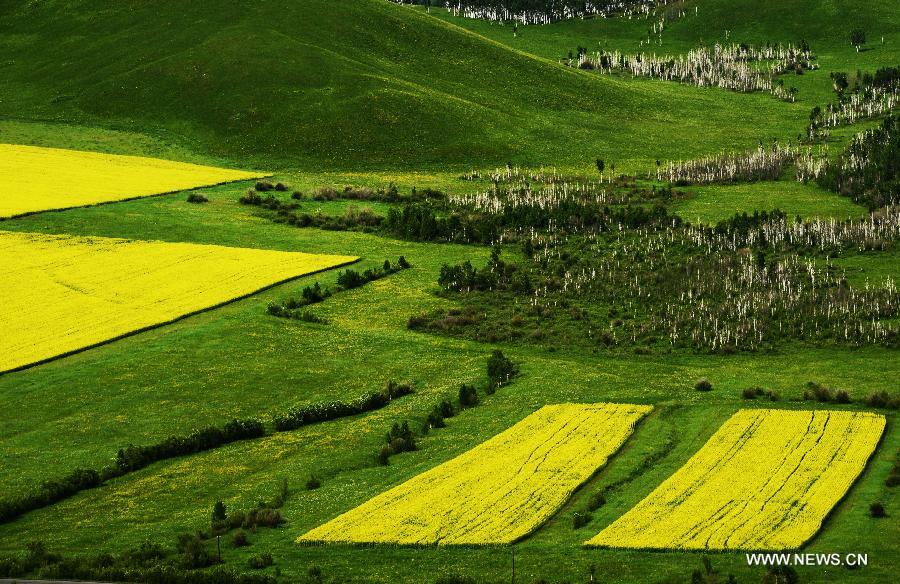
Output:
[247,552,273,570]
[425,399,456,430]
[377,421,417,465]
[1,418,268,526]
[741,387,780,401]
[487,349,518,390]
[438,248,532,294]
[864,390,900,409]
[802,382,853,404]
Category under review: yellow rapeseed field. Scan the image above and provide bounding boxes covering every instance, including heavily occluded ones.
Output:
[297,403,652,545]
[0,231,354,373]
[586,409,885,551]
[0,143,265,218]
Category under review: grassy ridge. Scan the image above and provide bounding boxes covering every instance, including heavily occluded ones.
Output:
[0,0,811,172]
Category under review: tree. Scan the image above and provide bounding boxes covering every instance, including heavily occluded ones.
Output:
[458,384,479,407]
[487,350,518,389]
[595,158,605,174]
[212,501,227,524]
[850,29,866,52]
[830,71,848,93]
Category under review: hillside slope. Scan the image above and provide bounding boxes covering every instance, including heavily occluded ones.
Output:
[0,0,806,170]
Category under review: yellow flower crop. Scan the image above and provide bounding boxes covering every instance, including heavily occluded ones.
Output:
[0,144,265,218]
[0,231,355,373]
[586,409,885,551]
[297,403,652,545]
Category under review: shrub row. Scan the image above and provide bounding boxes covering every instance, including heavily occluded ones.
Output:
[802,383,898,408]
[380,351,519,465]
[0,418,264,526]
[0,469,101,524]
[2,381,409,525]
[741,386,780,401]
[267,257,410,319]
[0,539,274,584]
[273,381,413,432]
[116,419,265,473]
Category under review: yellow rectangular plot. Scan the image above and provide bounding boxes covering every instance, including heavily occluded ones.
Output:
[0,144,266,218]
[0,231,355,373]
[586,409,885,551]
[297,403,652,545]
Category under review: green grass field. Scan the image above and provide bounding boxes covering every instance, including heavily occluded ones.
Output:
[1,0,898,582]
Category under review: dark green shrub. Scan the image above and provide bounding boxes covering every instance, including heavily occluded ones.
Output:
[865,391,899,409]
[306,476,321,490]
[835,389,852,404]
[742,387,764,399]
[243,507,284,529]
[573,511,592,529]
[695,378,713,392]
[255,181,274,192]
[239,189,262,205]
[187,193,209,203]
[272,383,412,432]
[212,501,227,526]
[336,269,366,289]
[804,382,833,402]
[870,502,886,518]
[458,384,479,407]
[308,566,323,583]
[586,491,606,511]
[487,349,518,389]
[377,444,393,466]
[248,552,273,569]
[176,533,211,569]
[232,530,249,547]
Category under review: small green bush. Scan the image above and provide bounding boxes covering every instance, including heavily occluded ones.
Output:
[248,551,273,569]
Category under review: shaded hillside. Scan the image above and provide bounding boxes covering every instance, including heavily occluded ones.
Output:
[0,0,805,170]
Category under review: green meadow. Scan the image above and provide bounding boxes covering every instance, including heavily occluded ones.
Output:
[1,0,898,582]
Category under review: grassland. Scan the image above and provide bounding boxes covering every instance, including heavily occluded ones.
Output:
[0,144,264,218]
[0,181,896,581]
[0,0,897,582]
[674,179,868,224]
[0,230,353,373]
[587,409,886,550]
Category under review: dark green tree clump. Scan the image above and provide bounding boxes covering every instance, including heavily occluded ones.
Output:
[817,115,900,210]
[487,349,518,390]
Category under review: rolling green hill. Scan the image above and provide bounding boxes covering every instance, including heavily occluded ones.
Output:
[0,0,812,171]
